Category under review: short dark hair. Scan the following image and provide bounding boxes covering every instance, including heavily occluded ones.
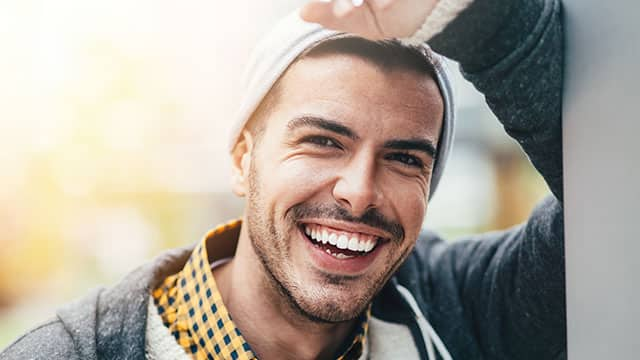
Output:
[301,36,438,76]
[246,37,439,144]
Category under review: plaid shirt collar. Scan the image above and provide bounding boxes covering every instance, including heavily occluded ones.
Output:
[152,219,370,360]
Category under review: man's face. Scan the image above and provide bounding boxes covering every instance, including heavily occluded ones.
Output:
[241,51,443,323]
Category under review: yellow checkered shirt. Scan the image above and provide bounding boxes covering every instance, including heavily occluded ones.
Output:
[152,220,370,360]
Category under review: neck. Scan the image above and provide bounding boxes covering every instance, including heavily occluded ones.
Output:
[213,225,357,360]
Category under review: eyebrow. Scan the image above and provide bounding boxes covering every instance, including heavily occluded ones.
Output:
[287,116,359,140]
[383,139,437,159]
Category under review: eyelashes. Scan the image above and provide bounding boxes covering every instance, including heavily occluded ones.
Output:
[298,135,425,169]
[384,153,423,168]
[300,135,342,149]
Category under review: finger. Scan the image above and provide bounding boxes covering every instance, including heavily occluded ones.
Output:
[300,1,363,31]
[300,0,384,39]
[301,0,362,22]
[333,0,356,18]
[300,1,336,25]
[366,0,395,11]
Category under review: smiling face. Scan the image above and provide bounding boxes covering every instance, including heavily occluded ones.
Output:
[232,44,444,323]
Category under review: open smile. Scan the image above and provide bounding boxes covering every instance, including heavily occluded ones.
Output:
[303,223,380,258]
[297,221,389,274]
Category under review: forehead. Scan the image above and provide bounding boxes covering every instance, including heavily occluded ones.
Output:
[265,52,444,144]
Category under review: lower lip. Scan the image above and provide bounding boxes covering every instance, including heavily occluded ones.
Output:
[300,227,384,275]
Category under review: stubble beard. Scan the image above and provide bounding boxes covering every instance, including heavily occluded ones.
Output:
[245,160,402,324]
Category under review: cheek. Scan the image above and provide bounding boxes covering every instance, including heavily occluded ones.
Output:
[381,177,428,237]
[261,157,338,212]
[401,194,427,233]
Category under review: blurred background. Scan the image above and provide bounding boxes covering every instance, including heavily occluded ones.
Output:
[0,0,548,348]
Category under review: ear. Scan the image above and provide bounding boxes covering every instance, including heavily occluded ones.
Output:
[231,130,255,197]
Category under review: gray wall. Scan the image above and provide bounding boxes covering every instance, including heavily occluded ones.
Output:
[563,1,640,358]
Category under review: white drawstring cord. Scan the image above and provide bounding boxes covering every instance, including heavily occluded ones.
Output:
[396,285,453,360]
[425,324,437,360]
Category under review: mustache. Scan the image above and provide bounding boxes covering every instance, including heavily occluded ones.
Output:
[290,203,404,241]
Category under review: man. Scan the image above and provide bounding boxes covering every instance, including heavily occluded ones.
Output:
[1,0,564,359]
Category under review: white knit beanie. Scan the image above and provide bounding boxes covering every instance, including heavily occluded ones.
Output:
[229,10,455,198]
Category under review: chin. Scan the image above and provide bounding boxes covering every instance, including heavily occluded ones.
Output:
[283,274,376,323]
[294,291,370,323]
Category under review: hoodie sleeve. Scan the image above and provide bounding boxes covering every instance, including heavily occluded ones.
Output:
[430,0,565,201]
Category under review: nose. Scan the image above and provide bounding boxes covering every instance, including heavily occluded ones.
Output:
[332,154,383,217]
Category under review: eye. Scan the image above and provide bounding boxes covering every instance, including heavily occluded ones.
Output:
[385,153,423,168]
[301,135,341,149]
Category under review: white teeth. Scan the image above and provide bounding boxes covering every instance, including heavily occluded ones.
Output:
[347,237,359,251]
[336,235,349,249]
[328,233,337,246]
[305,224,379,253]
[365,240,375,252]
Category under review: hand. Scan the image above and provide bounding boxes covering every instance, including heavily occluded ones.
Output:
[300,0,439,41]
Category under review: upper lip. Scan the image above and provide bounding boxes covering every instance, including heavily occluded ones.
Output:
[298,218,392,241]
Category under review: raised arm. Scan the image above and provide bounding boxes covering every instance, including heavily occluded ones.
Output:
[429,1,566,358]
[431,0,564,200]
